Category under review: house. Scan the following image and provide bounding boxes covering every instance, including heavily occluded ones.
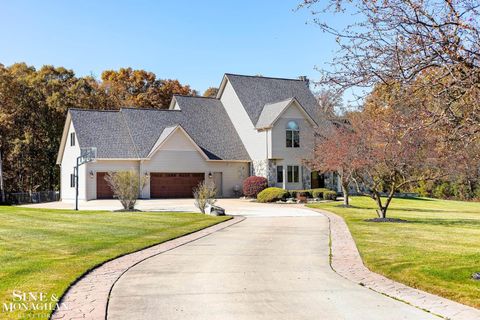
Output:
[56,73,339,201]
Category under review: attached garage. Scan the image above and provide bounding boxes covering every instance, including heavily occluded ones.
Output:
[150,173,204,198]
[96,172,114,199]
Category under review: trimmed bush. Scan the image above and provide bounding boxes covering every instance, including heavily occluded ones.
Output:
[311,188,333,198]
[323,190,337,200]
[289,189,312,198]
[243,176,268,197]
[257,187,289,203]
[288,188,335,199]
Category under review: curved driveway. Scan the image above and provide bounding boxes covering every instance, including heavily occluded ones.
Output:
[108,209,438,320]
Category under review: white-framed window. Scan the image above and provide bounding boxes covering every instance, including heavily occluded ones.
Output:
[287,165,299,183]
[70,132,76,146]
[286,121,300,148]
[276,165,283,183]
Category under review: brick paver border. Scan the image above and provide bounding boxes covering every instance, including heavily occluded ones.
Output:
[309,207,480,320]
[50,216,245,320]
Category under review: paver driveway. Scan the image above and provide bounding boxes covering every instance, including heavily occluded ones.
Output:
[107,215,438,320]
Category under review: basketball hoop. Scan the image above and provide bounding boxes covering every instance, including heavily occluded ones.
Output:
[79,147,97,165]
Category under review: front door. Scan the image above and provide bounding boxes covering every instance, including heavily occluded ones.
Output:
[311,171,325,189]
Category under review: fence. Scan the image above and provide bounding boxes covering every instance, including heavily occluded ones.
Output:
[4,191,60,205]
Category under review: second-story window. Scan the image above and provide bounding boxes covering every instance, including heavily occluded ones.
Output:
[70,132,76,146]
[286,121,300,148]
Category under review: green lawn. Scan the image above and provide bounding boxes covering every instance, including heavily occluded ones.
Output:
[0,206,229,320]
[308,196,480,308]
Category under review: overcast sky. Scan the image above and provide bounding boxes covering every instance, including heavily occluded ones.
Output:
[1,0,350,94]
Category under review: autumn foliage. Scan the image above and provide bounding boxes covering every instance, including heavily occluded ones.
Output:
[242,176,268,198]
[0,63,194,194]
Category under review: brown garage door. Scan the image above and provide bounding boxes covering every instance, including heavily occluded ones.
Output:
[97,172,114,199]
[150,173,204,198]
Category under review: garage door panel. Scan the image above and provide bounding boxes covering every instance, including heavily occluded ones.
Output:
[97,172,114,199]
[150,173,204,198]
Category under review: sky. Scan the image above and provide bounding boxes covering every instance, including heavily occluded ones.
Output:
[0,0,348,94]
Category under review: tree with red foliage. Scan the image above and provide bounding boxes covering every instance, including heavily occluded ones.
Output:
[310,121,364,206]
[350,88,449,219]
[243,176,268,198]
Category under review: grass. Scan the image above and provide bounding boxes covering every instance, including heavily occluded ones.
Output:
[0,206,230,320]
[307,196,480,308]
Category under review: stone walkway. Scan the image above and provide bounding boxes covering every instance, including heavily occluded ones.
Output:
[50,216,244,320]
[309,207,480,320]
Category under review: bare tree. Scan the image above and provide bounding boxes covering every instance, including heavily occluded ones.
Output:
[105,171,147,211]
[300,0,480,141]
[314,88,343,117]
[193,180,217,214]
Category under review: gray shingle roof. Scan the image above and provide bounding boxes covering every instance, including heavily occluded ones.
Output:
[255,98,295,129]
[225,74,319,124]
[69,96,250,161]
[70,109,138,159]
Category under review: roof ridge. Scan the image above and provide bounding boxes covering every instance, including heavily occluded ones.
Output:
[174,95,219,100]
[69,108,119,113]
[225,73,305,82]
[120,107,182,111]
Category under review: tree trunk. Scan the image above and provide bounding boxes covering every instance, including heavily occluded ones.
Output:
[0,150,4,203]
[373,186,396,219]
[341,182,350,206]
[372,190,387,218]
[376,207,387,218]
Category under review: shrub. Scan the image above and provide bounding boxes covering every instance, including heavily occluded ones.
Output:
[433,182,453,199]
[257,187,289,203]
[105,171,147,210]
[323,190,337,200]
[413,180,432,197]
[243,176,268,197]
[311,188,333,198]
[289,189,312,198]
[193,180,217,214]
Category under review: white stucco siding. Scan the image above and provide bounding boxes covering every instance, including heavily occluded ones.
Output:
[160,129,196,151]
[272,160,304,190]
[85,160,140,200]
[60,121,86,201]
[220,80,266,160]
[271,104,314,162]
[270,104,315,190]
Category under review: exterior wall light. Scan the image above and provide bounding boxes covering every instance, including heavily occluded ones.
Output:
[89,170,94,179]
[208,172,213,179]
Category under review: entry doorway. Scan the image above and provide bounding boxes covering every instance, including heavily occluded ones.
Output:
[212,172,223,197]
[311,171,325,189]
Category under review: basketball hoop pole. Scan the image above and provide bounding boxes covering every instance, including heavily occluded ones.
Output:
[75,157,80,211]
[74,147,96,211]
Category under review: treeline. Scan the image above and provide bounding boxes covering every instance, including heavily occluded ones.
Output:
[0,63,195,193]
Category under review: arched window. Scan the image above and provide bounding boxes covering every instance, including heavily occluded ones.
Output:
[286,121,300,148]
